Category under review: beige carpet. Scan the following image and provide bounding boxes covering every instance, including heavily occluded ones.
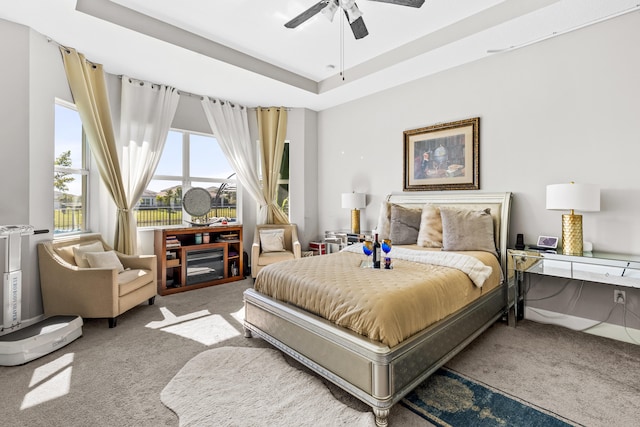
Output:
[161,346,374,426]
[1,278,639,427]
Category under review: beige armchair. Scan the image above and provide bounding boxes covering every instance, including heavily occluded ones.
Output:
[37,233,157,328]
[252,224,301,278]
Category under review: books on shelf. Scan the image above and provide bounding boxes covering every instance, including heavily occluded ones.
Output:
[166,235,181,248]
[217,233,239,241]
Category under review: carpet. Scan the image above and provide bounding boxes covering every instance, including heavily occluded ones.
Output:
[161,346,374,426]
[401,368,576,427]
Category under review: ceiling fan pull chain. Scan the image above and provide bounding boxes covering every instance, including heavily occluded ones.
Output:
[340,10,345,81]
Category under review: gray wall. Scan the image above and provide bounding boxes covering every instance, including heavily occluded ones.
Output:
[0,20,73,323]
[315,12,640,334]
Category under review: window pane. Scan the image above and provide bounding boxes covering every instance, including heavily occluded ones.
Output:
[277,184,289,217]
[54,104,84,169]
[277,143,289,218]
[279,143,289,180]
[136,180,183,227]
[191,180,238,222]
[136,131,240,228]
[155,130,182,176]
[190,134,233,179]
[54,103,87,234]
[53,173,86,233]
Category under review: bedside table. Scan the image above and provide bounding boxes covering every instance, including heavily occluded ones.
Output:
[508,248,640,321]
[324,230,372,253]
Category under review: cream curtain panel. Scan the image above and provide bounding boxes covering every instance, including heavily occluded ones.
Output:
[60,47,131,253]
[257,107,289,225]
[201,98,270,224]
[119,76,179,252]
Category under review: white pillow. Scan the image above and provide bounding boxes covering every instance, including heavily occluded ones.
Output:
[376,201,391,240]
[73,241,105,268]
[260,229,285,253]
[85,250,125,273]
[417,204,443,248]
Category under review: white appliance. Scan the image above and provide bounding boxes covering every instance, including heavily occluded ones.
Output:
[0,225,82,366]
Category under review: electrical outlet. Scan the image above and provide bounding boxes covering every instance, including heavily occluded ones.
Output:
[614,290,626,304]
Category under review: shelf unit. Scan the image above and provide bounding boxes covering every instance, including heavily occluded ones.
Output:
[154,225,243,296]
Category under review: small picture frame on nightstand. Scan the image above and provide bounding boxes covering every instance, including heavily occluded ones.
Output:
[536,235,558,249]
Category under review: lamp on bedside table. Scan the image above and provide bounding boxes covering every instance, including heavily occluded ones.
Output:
[341,192,366,234]
[546,182,600,256]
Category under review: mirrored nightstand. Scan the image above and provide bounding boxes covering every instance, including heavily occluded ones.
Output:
[508,248,640,321]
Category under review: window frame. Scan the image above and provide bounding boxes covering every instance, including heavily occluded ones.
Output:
[137,128,240,228]
[53,100,90,235]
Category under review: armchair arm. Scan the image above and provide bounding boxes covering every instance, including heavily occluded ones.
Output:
[252,229,261,264]
[117,253,156,271]
[290,226,301,258]
[38,243,119,318]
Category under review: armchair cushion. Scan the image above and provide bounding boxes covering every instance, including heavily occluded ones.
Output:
[259,229,285,252]
[72,241,105,267]
[118,269,153,296]
[86,250,125,273]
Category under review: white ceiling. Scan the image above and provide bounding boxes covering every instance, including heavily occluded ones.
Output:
[1,0,638,110]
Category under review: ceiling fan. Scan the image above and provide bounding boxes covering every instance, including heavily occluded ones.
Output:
[285,0,425,40]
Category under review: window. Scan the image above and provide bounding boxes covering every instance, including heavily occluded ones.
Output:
[54,102,89,234]
[257,140,290,218]
[136,130,238,227]
[277,142,290,217]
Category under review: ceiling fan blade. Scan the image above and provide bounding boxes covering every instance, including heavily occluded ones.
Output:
[367,0,425,7]
[348,15,369,39]
[284,1,329,29]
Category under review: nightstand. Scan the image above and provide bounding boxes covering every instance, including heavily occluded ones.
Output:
[324,230,372,253]
[508,248,640,321]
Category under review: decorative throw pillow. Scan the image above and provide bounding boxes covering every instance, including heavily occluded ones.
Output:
[389,204,422,245]
[376,201,391,240]
[73,241,105,268]
[440,207,497,256]
[260,229,285,253]
[85,250,125,273]
[417,204,443,248]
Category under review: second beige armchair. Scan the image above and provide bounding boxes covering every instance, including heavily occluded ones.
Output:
[251,224,301,278]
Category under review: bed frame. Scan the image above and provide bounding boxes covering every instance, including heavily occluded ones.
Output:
[243,192,513,426]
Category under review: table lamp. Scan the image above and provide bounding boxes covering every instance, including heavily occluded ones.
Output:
[341,192,366,234]
[546,182,600,256]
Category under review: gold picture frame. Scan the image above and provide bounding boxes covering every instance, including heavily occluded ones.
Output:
[403,117,479,191]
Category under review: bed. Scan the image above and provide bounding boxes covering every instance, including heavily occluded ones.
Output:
[243,192,514,426]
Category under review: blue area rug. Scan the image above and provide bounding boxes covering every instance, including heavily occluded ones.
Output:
[401,368,576,427]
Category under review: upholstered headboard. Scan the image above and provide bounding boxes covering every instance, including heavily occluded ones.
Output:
[384,192,513,275]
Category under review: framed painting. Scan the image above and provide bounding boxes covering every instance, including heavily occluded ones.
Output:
[403,117,479,191]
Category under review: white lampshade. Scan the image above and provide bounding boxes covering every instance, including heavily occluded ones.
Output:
[341,192,366,210]
[546,183,600,212]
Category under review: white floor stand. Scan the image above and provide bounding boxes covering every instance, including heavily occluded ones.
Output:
[0,225,82,366]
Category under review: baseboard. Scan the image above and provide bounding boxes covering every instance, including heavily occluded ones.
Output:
[525,307,640,345]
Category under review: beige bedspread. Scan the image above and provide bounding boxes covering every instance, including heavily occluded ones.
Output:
[253,247,501,347]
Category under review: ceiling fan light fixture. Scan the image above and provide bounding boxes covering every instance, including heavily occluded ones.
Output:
[321,0,339,22]
[341,0,363,23]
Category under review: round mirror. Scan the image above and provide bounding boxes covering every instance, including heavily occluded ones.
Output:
[182,187,212,217]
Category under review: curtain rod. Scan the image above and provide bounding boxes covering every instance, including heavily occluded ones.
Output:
[45,36,292,111]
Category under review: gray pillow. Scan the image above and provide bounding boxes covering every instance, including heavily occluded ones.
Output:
[440,207,497,256]
[389,204,422,245]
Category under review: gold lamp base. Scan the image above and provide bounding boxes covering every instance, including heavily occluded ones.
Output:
[561,213,583,255]
[351,209,361,234]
